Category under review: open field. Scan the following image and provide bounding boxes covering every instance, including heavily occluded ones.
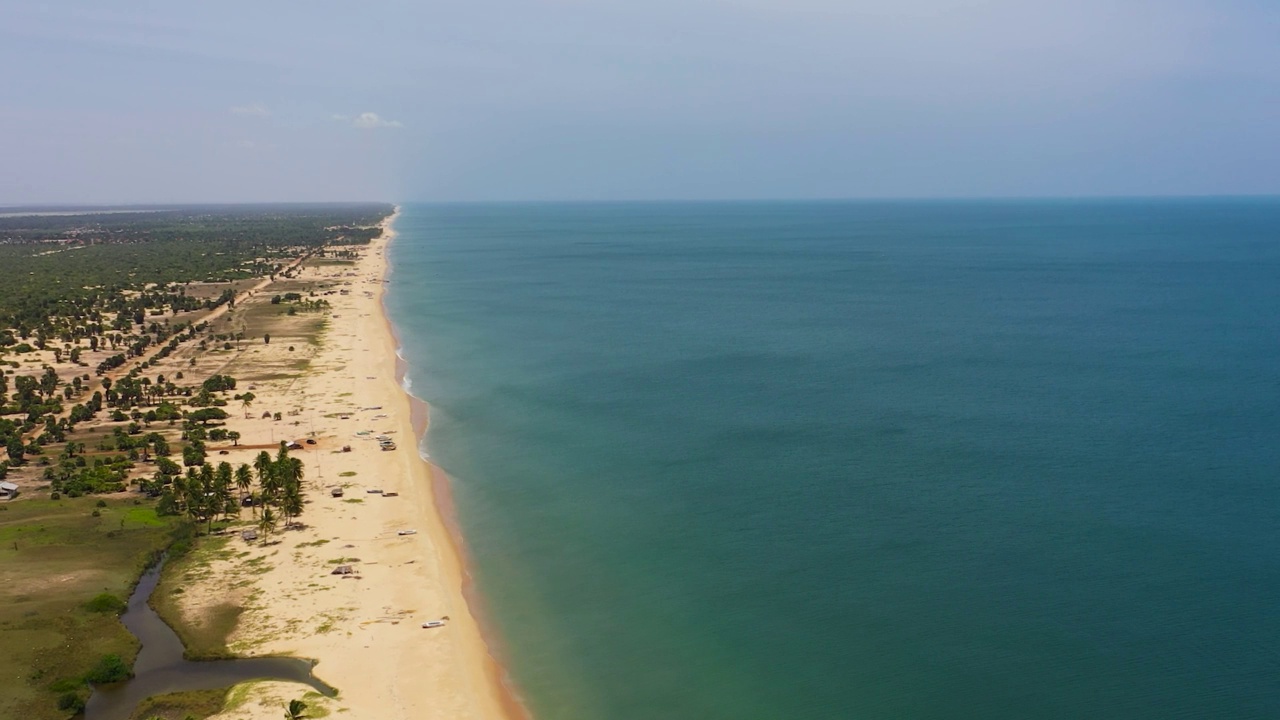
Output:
[0,495,183,719]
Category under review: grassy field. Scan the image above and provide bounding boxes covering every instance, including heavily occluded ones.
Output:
[128,687,230,720]
[0,496,184,720]
[151,534,245,659]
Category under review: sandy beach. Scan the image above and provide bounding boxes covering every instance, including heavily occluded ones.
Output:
[161,210,524,720]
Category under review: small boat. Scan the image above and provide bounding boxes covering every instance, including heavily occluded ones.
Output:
[421,620,446,629]
[397,529,417,536]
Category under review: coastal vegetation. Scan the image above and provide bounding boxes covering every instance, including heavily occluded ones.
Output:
[130,688,232,720]
[0,496,182,718]
[0,203,390,332]
[0,204,392,719]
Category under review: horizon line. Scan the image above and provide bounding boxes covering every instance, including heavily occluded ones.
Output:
[4,193,1280,211]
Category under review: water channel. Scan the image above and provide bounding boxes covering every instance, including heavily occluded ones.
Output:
[85,559,335,720]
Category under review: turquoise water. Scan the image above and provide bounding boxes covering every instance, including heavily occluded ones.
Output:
[385,200,1280,720]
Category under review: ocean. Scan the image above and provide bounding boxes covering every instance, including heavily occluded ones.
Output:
[384,200,1280,720]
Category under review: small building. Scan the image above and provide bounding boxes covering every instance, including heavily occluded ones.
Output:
[331,565,355,575]
[330,487,344,498]
[0,481,18,500]
[241,529,258,542]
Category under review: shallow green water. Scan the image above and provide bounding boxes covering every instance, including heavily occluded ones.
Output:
[387,200,1280,719]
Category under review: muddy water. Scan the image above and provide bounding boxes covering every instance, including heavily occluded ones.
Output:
[85,559,334,720]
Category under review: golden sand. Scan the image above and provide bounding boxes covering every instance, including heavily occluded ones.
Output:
[186,211,524,720]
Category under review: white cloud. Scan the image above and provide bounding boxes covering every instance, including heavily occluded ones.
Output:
[230,103,270,117]
[350,112,402,129]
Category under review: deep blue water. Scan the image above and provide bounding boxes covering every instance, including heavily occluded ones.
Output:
[385,200,1280,720]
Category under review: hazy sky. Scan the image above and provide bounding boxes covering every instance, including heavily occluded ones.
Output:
[2,1,1277,203]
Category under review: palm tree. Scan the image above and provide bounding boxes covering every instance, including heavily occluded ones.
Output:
[284,698,308,720]
[215,462,234,520]
[254,450,274,493]
[258,506,277,539]
[282,483,304,529]
[240,391,255,418]
[235,464,253,506]
[281,456,304,489]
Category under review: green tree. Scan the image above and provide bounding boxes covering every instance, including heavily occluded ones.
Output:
[239,391,256,418]
[188,407,229,425]
[182,443,205,467]
[235,463,253,506]
[258,505,277,539]
[284,698,308,720]
[282,482,304,528]
[39,366,59,398]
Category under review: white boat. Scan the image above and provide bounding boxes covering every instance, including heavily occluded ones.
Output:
[421,620,446,629]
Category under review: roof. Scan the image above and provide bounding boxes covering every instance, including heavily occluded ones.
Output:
[0,481,18,492]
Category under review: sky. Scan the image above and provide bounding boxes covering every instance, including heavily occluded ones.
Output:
[1,0,1278,203]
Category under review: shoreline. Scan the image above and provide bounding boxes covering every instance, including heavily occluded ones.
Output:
[380,210,533,720]
[150,205,529,720]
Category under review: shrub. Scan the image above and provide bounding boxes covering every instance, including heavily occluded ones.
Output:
[85,593,126,614]
[48,678,80,693]
[83,654,131,684]
[57,691,85,713]
[96,499,107,508]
